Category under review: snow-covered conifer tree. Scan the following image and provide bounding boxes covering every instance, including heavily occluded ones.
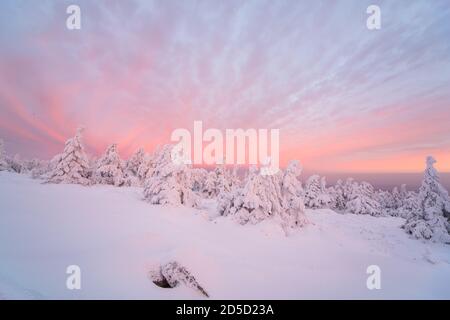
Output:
[203,171,217,198]
[201,164,234,198]
[328,179,345,210]
[94,144,125,186]
[219,165,295,231]
[137,153,154,182]
[280,160,309,230]
[0,139,8,171]
[346,181,382,216]
[6,154,24,173]
[46,128,91,185]
[124,148,145,186]
[190,168,208,194]
[304,175,332,209]
[403,156,450,242]
[143,144,198,207]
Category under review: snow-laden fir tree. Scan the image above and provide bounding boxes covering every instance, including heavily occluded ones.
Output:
[124,148,145,186]
[403,156,450,243]
[280,160,309,230]
[304,175,332,209]
[203,171,217,198]
[202,164,235,198]
[346,181,382,216]
[30,159,51,179]
[94,143,125,186]
[218,165,285,226]
[377,185,413,217]
[46,128,91,185]
[137,153,155,182]
[328,179,345,210]
[190,168,208,194]
[397,189,420,219]
[6,154,24,173]
[0,138,8,171]
[143,144,199,207]
[375,188,398,216]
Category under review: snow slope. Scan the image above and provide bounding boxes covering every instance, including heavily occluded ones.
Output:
[0,172,449,299]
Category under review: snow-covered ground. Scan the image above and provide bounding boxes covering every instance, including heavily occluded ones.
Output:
[0,171,449,299]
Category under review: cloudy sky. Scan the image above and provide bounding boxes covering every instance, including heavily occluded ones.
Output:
[0,0,449,172]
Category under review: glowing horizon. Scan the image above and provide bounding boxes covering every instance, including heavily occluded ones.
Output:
[1,0,450,173]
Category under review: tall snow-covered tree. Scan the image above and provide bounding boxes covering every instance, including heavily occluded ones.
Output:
[143,144,198,207]
[346,181,382,216]
[304,175,332,209]
[280,160,309,230]
[403,156,450,243]
[94,144,125,186]
[46,128,91,185]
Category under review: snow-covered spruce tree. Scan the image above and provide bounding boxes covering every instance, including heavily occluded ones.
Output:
[218,165,285,226]
[6,154,25,173]
[190,168,208,194]
[213,164,233,196]
[375,188,397,216]
[143,144,199,207]
[0,138,8,171]
[94,144,125,187]
[398,190,420,219]
[137,153,155,182]
[46,128,91,185]
[280,160,309,230]
[403,156,450,243]
[124,148,145,186]
[203,171,217,198]
[30,160,51,179]
[304,175,332,209]
[202,164,235,198]
[328,179,346,211]
[346,181,382,216]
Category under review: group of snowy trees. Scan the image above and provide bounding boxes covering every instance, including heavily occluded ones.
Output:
[1,129,449,242]
[218,161,308,233]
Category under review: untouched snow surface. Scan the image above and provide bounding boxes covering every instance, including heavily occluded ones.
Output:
[0,172,449,299]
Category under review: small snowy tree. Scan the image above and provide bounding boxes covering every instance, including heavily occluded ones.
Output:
[398,190,420,219]
[280,160,309,230]
[124,148,145,186]
[143,144,198,207]
[219,166,285,226]
[346,181,382,216]
[46,128,91,185]
[0,139,8,171]
[403,156,450,243]
[375,188,397,216]
[94,144,125,186]
[30,160,51,179]
[201,164,235,198]
[137,153,155,182]
[203,171,217,198]
[304,175,332,209]
[6,154,25,173]
[328,179,345,211]
[190,168,208,194]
